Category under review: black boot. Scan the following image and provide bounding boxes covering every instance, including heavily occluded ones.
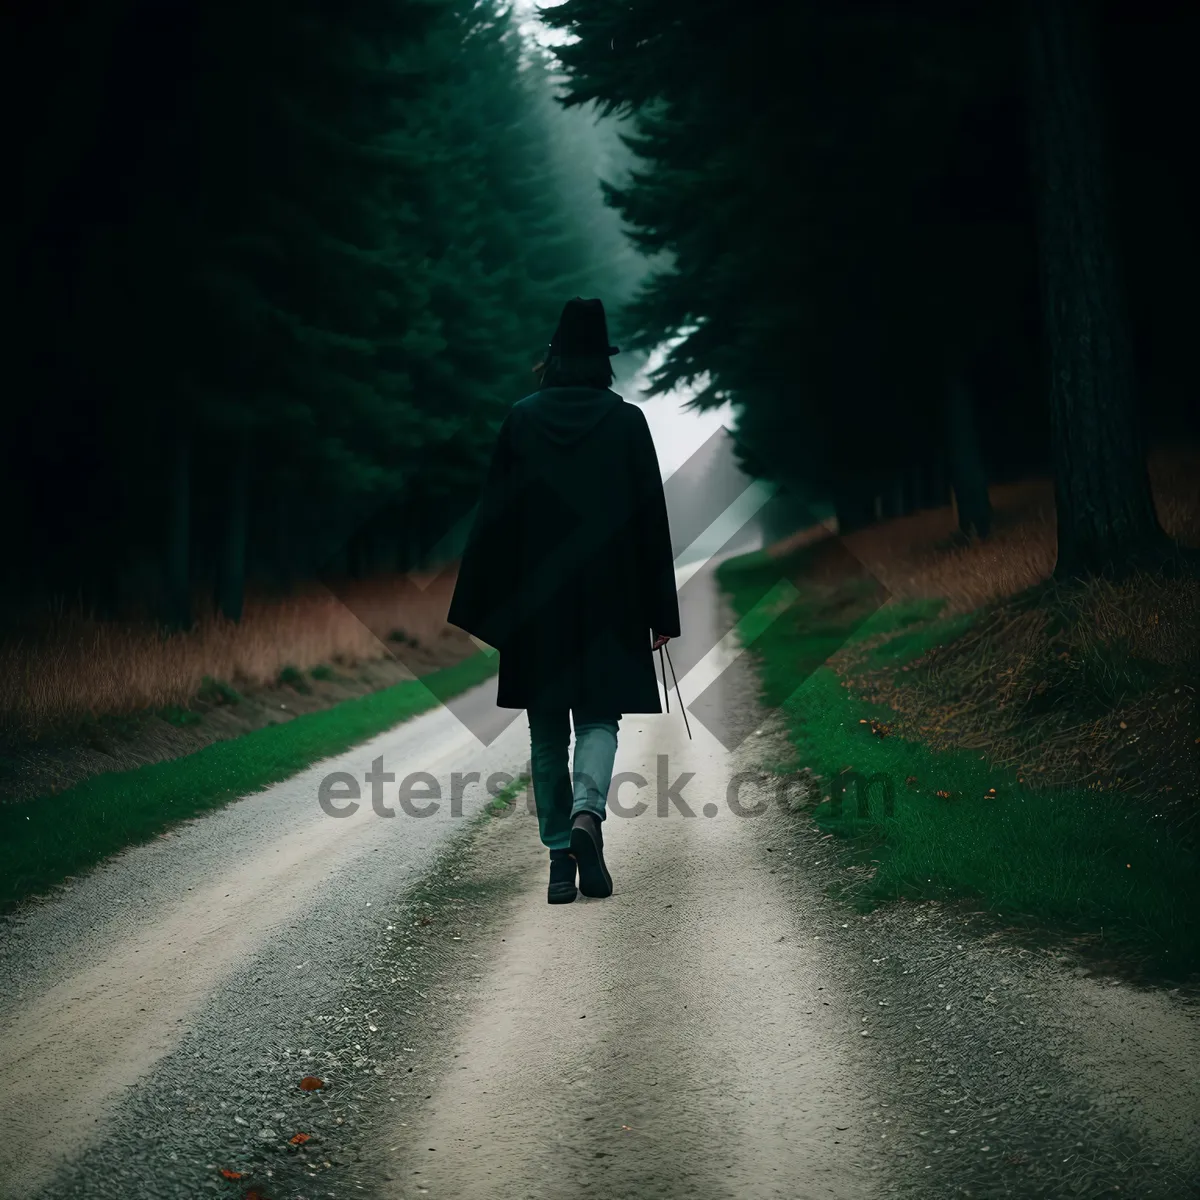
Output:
[569,811,613,898]
[548,848,577,904]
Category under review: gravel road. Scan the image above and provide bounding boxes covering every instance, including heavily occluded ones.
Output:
[3,555,1197,1200]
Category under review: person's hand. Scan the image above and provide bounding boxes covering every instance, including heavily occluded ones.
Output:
[651,633,672,651]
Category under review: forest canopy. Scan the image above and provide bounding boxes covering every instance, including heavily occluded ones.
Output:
[2,0,646,626]
[541,0,1200,570]
[5,0,1198,631]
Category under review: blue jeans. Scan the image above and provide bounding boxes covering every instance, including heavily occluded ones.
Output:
[527,707,621,851]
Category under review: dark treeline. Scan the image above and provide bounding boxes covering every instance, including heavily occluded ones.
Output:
[6,0,1197,636]
[2,0,645,627]
[543,0,1200,576]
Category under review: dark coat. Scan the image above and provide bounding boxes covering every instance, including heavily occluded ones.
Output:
[447,386,680,713]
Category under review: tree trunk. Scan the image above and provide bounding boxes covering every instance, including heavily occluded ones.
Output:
[906,464,925,513]
[758,486,817,547]
[879,473,909,521]
[897,469,917,517]
[346,527,369,580]
[214,428,251,622]
[834,487,877,535]
[373,527,399,576]
[398,505,425,573]
[409,514,426,573]
[274,490,294,592]
[945,372,992,539]
[936,460,953,509]
[161,423,192,630]
[1026,0,1170,577]
[921,459,951,510]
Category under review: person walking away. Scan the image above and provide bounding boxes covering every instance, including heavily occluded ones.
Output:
[447,297,680,903]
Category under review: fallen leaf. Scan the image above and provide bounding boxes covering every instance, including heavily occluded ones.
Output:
[298,1075,325,1091]
[289,1132,311,1145]
[220,1169,244,1180]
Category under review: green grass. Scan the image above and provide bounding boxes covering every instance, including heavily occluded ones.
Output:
[197,675,242,706]
[0,650,500,914]
[484,772,530,816]
[159,704,202,728]
[277,664,312,694]
[718,547,1200,977]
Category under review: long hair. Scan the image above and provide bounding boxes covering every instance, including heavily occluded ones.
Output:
[533,353,614,390]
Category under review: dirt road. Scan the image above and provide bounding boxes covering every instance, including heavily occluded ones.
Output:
[3,556,1198,1200]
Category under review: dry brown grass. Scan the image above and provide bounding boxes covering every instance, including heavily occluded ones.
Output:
[814,446,1200,837]
[835,446,1200,614]
[833,574,1200,825]
[0,569,463,736]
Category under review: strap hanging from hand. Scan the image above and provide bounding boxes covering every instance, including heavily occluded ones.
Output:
[657,643,692,740]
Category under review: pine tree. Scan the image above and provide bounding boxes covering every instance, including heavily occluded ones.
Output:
[1024,0,1176,577]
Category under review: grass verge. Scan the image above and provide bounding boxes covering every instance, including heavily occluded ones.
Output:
[484,772,531,817]
[0,650,499,915]
[718,543,1200,979]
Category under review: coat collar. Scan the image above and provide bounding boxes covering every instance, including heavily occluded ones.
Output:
[512,387,623,446]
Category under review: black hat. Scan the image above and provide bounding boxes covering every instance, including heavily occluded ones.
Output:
[547,297,620,357]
